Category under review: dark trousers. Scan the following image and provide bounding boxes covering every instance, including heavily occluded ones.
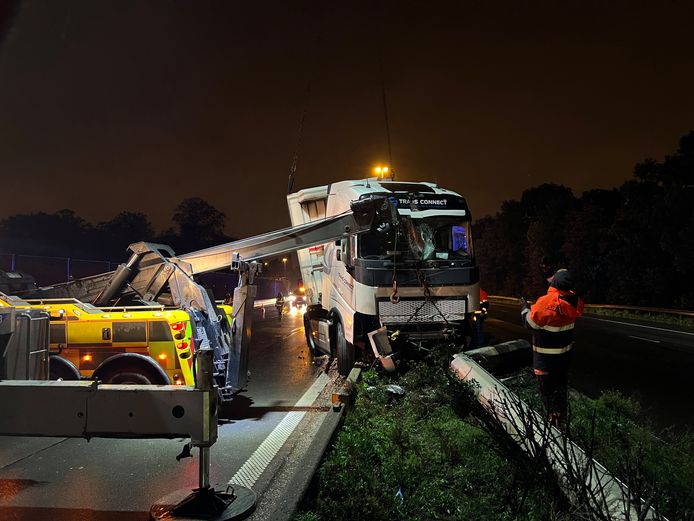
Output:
[535,369,569,426]
[533,350,571,426]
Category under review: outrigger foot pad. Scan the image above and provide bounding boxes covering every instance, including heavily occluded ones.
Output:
[150,484,256,521]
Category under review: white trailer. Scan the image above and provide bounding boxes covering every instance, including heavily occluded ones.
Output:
[288,179,481,375]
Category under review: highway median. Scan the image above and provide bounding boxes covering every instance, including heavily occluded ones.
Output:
[293,347,694,521]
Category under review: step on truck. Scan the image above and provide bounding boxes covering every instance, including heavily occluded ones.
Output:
[288,179,480,375]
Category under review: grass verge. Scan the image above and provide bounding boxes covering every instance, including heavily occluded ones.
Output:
[584,307,694,328]
[296,359,694,521]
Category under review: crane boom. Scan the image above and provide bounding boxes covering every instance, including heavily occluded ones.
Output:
[26,195,393,307]
[179,199,381,275]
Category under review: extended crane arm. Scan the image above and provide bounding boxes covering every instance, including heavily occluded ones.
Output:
[179,195,388,275]
[29,195,395,307]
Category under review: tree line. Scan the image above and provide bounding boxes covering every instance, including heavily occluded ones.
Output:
[0,197,230,262]
[474,131,694,308]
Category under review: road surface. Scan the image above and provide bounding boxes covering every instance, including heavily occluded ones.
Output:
[0,308,324,521]
[485,301,694,429]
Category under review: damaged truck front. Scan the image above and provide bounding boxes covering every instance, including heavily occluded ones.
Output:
[287,179,480,375]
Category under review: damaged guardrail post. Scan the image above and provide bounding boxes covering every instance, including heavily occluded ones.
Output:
[450,348,665,521]
[150,348,256,521]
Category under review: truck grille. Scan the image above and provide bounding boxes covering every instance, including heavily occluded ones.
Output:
[378,299,466,324]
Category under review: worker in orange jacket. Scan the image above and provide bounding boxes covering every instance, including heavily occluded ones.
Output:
[521,269,584,428]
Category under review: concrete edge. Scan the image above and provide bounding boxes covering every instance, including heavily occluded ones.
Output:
[267,405,344,520]
[257,368,362,521]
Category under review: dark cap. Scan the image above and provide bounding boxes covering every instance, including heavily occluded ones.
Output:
[549,269,573,291]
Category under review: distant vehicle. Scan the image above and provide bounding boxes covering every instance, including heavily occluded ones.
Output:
[288,179,481,376]
[287,286,308,315]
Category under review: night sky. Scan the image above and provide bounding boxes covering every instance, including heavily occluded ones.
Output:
[1,1,693,237]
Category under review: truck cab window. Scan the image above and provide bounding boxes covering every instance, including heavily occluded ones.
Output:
[359,217,473,261]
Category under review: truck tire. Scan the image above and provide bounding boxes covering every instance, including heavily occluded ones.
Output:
[304,314,319,357]
[336,320,355,377]
[49,355,81,381]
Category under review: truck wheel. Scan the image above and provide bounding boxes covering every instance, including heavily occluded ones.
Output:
[49,355,80,381]
[101,371,154,384]
[304,314,319,357]
[336,321,355,377]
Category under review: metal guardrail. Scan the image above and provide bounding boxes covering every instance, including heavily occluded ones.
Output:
[489,295,694,318]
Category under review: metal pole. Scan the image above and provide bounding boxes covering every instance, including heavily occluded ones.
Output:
[195,348,214,490]
[66,257,71,282]
[199,447,210,489]
[11,253,15,271]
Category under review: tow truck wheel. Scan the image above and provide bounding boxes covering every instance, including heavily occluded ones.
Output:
[49,355,80,381]
[336,321,355,377]
[102,371,154,384]
[93,353,170,385]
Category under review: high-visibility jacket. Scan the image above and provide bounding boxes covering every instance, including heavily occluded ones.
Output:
[522,287,584,372]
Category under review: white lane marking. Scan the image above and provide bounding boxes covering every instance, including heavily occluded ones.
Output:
[582,316,694,336]
[228,372,329,488]
[628,335,661,344]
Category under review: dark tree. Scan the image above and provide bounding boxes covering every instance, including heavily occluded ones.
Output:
[631,132,694,307]
[0,209,94,257]
[604,180,674,306]
[519,184,578,297]
[562,189,621,302]
[170,197,229,252]
[474,200,529,296]
[97,211,156,260]
[634,131,694,189]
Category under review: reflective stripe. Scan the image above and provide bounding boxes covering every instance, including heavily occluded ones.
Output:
[533,344,572,354]
[527,315,575,332]
[541,322,575,333]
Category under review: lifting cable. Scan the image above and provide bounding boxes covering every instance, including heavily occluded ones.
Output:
[287,80,311,194]
[287,8,324,195]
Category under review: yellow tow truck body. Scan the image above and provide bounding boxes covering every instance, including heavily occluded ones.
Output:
[0,293,233,385]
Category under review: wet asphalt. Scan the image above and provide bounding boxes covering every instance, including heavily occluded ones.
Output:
[485,302,694,430]
[0,309,320,520]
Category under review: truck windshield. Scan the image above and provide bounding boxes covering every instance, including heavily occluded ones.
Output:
[359,217,473,261]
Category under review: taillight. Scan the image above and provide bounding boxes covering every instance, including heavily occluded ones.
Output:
[171,322,186,331]
[177,341,189,350]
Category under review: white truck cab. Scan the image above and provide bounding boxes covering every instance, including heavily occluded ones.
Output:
[288,179,480,375]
